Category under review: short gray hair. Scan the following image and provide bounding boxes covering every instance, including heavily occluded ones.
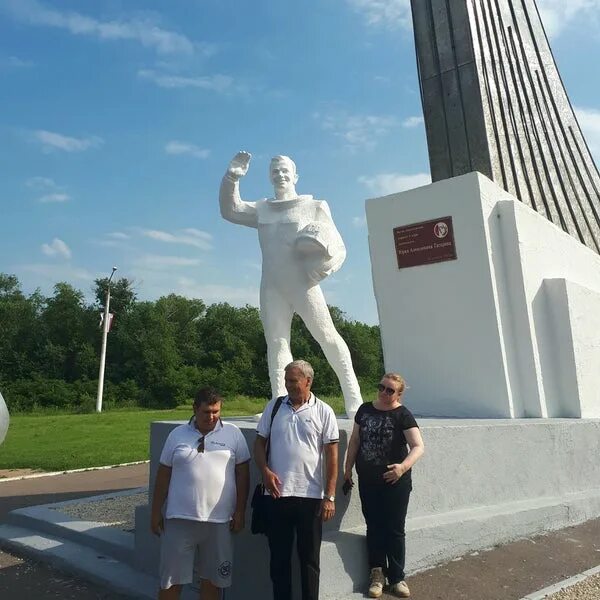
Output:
[285,359,314,380]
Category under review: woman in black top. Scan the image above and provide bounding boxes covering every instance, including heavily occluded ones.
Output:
[344,373,424,599]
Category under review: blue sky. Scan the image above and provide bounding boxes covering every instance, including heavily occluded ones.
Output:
[1,0,600,324]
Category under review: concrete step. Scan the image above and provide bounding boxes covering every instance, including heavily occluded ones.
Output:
[6,504,135,564]
[0,523,157,599]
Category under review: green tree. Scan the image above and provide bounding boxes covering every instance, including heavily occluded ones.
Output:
[93,277,137,317]
[0,274,45,383]
[40,283,97,382]
[197,303,269,397]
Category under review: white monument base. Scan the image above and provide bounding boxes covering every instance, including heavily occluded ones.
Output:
[366,172,600,418]
[130,417,600,599]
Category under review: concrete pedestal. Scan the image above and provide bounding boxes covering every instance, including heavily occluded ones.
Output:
[135,416,600,599]
[366,172,600,418]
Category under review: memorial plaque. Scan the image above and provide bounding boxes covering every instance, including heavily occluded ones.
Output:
[394,216,457,269]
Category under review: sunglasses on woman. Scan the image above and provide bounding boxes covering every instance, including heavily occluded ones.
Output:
[377,383,396,396]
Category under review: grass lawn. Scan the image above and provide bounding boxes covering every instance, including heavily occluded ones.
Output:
[0,395,345,472]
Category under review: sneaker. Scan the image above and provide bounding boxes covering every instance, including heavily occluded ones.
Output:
[368,567,385,598]
[390,580,411,597]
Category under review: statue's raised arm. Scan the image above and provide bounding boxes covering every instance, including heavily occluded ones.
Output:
[219,151,258,228]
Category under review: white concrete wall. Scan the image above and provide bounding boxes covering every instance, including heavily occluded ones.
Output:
[543,279,600,418]
[367,172,600,418]
[366,172,515,417]
[499,196,600,417]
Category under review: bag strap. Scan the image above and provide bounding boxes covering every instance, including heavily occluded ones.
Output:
[265,395,285,463]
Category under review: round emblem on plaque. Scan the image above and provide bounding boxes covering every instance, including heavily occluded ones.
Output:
[433,222,449,239]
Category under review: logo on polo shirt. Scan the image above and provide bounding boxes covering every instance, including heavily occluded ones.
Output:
[210,441,227,447]
[218,561,231,578]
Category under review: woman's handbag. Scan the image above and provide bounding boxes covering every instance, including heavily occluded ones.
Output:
[250,396,284,535]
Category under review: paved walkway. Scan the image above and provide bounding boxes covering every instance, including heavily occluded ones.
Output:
[402,517,600,600]
[0,464,148,599]
[1,463,599,599]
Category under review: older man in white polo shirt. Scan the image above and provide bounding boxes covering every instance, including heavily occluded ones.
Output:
[151,388,250,600]
[255,360,339,600]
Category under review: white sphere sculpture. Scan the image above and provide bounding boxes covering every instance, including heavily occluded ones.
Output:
[0,391,9,445]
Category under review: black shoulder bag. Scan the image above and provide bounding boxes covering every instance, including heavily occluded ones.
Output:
[251,396,284,535]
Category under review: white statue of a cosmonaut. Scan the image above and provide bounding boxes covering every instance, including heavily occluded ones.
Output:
[219,151,362,418]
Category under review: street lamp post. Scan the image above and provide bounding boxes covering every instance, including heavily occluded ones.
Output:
[96,266,117,413]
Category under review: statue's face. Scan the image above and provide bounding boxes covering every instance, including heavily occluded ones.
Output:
[270,159,298,194]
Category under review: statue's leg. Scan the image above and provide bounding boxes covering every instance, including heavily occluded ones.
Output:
[294,286,362,419]
[260,285,294,399]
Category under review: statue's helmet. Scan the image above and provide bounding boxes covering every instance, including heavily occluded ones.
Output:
[295,222,336,259]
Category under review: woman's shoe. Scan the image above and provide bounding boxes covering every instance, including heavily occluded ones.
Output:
[390,580,411,597]
[368,567,385,598]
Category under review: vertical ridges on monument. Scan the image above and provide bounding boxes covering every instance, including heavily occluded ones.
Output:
[411,0,600,254]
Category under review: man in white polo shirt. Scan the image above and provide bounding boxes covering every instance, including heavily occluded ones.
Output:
[151,388,250,600]
[255,360,339,600]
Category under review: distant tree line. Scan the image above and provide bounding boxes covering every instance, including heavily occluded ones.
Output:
[0,273,383,412]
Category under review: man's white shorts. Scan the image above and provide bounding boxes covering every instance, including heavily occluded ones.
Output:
[159,518,233,590]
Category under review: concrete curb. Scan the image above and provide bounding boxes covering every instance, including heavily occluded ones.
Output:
[520,564,600,599]
[0,460,149,483]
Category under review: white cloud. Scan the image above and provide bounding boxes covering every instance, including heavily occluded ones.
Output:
[25,176,70,202]
[346,0,412,30]
[165,140,210,159]
[345,0,600,36]
[575,106,600,162]
[0,55,34,68]
[175,277,259,306]
[33,130,103,153]
[314,110,397,152]
[39,193,70,203]
[26,176,57,190]
[107,232,130,240]
[537,0,600,37]
[402,115,424,128]
[41,238,72,259]
[2,0,195,55]
[352,216,367,228]
[138,69,233,93]
[180,228,212,240]
[132,255,202,270]
[140,228,213,250]
[20,262,93,282]
[358,172,431,196]
[373,75,391,84]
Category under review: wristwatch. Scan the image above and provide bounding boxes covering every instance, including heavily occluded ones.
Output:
[325,495,335,502]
